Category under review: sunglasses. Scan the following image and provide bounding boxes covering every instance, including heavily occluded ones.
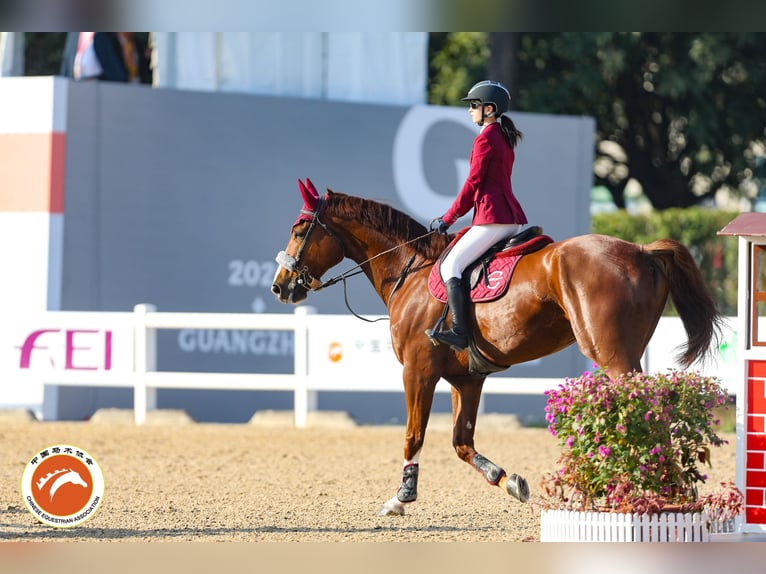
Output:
[469,101,483,109]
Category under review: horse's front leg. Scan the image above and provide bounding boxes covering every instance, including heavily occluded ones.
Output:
[378,368,437,516]
[451,382,530,503]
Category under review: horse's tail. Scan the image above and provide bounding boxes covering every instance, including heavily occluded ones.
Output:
[644,238,725,368]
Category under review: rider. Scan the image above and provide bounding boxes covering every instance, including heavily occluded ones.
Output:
[428,80,527,351]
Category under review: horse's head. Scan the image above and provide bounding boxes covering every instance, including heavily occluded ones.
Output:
[271,179,345,304]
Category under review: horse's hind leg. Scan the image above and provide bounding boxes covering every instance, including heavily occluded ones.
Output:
[450,382,529,503]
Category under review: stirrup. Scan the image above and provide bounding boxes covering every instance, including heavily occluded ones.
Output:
[425,305,450,345]
[430,329,468,352]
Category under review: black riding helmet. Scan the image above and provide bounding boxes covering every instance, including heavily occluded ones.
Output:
[461,80,511,125]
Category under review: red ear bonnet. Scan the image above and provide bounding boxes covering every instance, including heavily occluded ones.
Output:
[294,178,321,226]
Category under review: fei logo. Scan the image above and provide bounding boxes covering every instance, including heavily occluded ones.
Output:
[16,329,113,370]
[20,445,105,528]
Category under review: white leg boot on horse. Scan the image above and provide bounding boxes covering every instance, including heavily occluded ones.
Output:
[378,462,419,516]
[378,456,419,516]
[451,385,529,503]
[378,383,529,516]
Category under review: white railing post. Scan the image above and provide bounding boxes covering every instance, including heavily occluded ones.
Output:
[133,303,157,425]
[293,305,316,428]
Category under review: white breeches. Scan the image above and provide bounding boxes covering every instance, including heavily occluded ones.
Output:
[440,223,523,280]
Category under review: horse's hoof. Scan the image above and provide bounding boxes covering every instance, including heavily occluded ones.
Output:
[377,505,405,517]
[377,496,406,516]
[504,473,530,503]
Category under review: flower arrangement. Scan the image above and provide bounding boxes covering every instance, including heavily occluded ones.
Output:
[540,368,743,519]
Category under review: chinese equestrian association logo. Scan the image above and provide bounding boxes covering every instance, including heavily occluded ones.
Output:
[20,445,105,528]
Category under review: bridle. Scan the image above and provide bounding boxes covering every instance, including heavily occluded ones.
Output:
[275,196,342,292]
[276,195,434,322]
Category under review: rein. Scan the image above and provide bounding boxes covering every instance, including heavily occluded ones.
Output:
[316,231,432,290]
[315,231,433,324]
[278,197,435,323]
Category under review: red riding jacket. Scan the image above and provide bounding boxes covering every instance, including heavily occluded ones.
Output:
[443,121,527,227]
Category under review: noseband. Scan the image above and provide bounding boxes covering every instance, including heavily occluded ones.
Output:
[275,196,342,291]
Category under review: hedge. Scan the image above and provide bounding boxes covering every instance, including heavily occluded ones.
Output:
[591,209,739,316]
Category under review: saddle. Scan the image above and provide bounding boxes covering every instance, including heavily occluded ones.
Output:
[427,225,554,378]
[428,225,553,303]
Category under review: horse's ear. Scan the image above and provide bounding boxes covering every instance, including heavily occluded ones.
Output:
[305,178,320,199]
[297,178,319,210]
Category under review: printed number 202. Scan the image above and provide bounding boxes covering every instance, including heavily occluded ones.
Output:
[228,260,277,288]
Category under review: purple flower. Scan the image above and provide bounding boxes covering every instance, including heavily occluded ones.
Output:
[598,445,611,458]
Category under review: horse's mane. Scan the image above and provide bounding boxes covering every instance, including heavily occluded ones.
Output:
[325,191,447,260]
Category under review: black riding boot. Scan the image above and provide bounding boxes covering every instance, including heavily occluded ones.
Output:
[432,277,470,351]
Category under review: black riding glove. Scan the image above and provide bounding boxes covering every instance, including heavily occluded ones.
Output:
[430,217,449,235]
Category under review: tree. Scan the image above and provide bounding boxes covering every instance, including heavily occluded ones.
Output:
[428,32,489,106]
[514,33,766,210]
[428,32,766,210]
[488,33,520,108]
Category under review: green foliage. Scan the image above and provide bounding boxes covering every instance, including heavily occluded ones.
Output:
[428,32,766,211]
[515,33,766,210]
[541,369,737,514]
[428,32,489,106]
[592,208,739,315]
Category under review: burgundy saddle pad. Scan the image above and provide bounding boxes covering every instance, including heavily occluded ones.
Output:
[428,233,553,303]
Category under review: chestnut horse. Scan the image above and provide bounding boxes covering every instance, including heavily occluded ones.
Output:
[271,179,724,516]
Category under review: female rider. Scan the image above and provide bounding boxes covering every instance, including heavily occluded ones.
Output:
[428,80,527,350]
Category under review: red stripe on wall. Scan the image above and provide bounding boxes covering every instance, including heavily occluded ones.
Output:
[50,132,66,213]
[747,470,766,487]
[748,378,766,414]
[0,132,66,213]
[748,434,766,452]
[748,360,766,379]
[746,506,766,524]
[748,451,765,470]
[746,488,764,507]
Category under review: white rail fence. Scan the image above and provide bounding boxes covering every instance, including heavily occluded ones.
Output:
[3,304,563,427]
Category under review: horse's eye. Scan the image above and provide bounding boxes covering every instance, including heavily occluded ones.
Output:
[293,230,306,240]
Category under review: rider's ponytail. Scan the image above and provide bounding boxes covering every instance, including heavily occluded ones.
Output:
[499,114,522,148]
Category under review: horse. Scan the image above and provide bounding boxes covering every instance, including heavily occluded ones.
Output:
[271,179,725,516]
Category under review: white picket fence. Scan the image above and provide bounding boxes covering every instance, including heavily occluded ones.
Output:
[539,509,717,542]
[4,305,737,427]
[5,304,562,426]
[135,305,566,426]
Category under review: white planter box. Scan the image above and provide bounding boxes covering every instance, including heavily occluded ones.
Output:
[540,509,730,542]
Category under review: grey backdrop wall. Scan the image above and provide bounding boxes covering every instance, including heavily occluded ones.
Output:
[54,80,594,423]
